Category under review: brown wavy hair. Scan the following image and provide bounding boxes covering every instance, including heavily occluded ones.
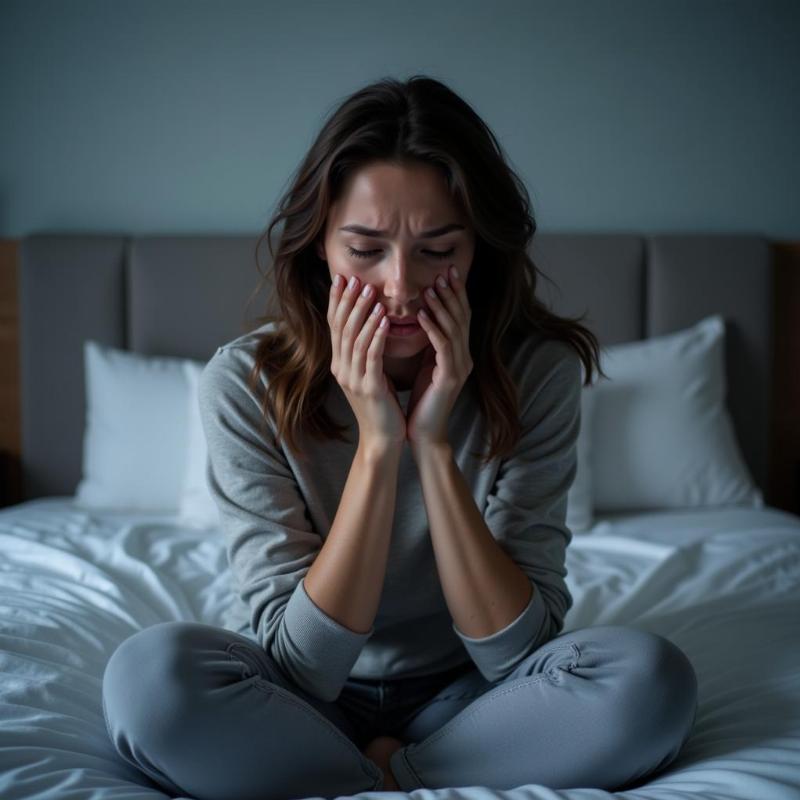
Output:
[242,74,606,465]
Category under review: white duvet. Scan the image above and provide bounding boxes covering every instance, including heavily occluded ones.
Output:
[0,497,798,800]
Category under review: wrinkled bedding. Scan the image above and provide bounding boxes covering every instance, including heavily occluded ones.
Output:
[1,497,799,800]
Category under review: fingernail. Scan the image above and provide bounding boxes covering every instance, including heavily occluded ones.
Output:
[348,275,358,291]
[436,275,447,289]
[451,265,460,279]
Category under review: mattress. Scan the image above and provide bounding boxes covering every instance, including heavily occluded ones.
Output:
[0,497,798,800]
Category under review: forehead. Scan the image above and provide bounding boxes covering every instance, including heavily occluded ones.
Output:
[330,161,461,226]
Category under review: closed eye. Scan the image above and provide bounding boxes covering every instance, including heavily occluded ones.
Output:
[346,246,455,260]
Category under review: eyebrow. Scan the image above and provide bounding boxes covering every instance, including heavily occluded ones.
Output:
[338,223,465,239]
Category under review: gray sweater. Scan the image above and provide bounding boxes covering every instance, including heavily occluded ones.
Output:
[198,321,580,702]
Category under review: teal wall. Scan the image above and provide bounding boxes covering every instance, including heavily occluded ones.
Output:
[1,0,797,238]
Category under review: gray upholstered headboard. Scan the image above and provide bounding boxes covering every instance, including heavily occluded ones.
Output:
[17,233,774,503]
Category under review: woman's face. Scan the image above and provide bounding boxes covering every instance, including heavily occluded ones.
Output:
[316,161,475,362]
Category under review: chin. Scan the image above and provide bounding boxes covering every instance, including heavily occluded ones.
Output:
[385,334,426,350]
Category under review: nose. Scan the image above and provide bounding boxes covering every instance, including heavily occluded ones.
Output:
[381,254,422,303]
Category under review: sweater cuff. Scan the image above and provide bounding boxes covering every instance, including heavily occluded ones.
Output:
[277,576,373,702]
[451,583,548,683]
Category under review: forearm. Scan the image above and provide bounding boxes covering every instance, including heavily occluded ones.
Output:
[304,439,402,635]
[412,442,533,639]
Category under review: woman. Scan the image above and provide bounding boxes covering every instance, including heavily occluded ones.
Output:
[102,75,698,799]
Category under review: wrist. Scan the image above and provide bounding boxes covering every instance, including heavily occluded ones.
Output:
[410,439,452,460]
[357,438,405,463]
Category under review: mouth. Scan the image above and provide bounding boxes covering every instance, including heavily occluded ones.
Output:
[387,320,422,337]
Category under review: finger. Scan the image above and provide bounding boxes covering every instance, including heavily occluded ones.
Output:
[336,275,364,364]
[425,283,458,339]
[352,298,383,381]
[428,275,469,368]
[417,308,450,360]
[432,273,464,327]
[448,264,470,318]
[419,308,461,389]
[343,281,377,381]
[328,274,345,367]
[366,312,390,391]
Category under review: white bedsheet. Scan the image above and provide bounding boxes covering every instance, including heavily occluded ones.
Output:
[0,497,798,800]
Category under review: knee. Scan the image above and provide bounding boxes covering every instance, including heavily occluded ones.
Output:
[615,627,699,743]
[102,621,206,750]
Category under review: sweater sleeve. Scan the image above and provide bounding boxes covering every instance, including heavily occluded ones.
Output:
[197,346,372,703]
[451,339,580,683]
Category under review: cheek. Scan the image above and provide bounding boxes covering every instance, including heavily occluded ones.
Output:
[453,260,470,283]
[327,252,347,269]
[326,255,354,282]
[455,248,473,274]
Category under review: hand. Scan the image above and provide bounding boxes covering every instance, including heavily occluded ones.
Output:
[406,264,473,448]
[328,274,407,448]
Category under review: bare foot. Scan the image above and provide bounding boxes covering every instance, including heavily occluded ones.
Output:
[363,735,404,791]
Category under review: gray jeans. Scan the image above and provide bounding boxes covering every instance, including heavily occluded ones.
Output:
[102,621,698,799]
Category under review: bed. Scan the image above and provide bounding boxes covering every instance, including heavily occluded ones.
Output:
[2,232,798,800]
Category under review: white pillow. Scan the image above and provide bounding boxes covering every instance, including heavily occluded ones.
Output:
[74,340,196,512]
[179,360,220,529]
[566,377,595,533]
[591,314,764,513]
